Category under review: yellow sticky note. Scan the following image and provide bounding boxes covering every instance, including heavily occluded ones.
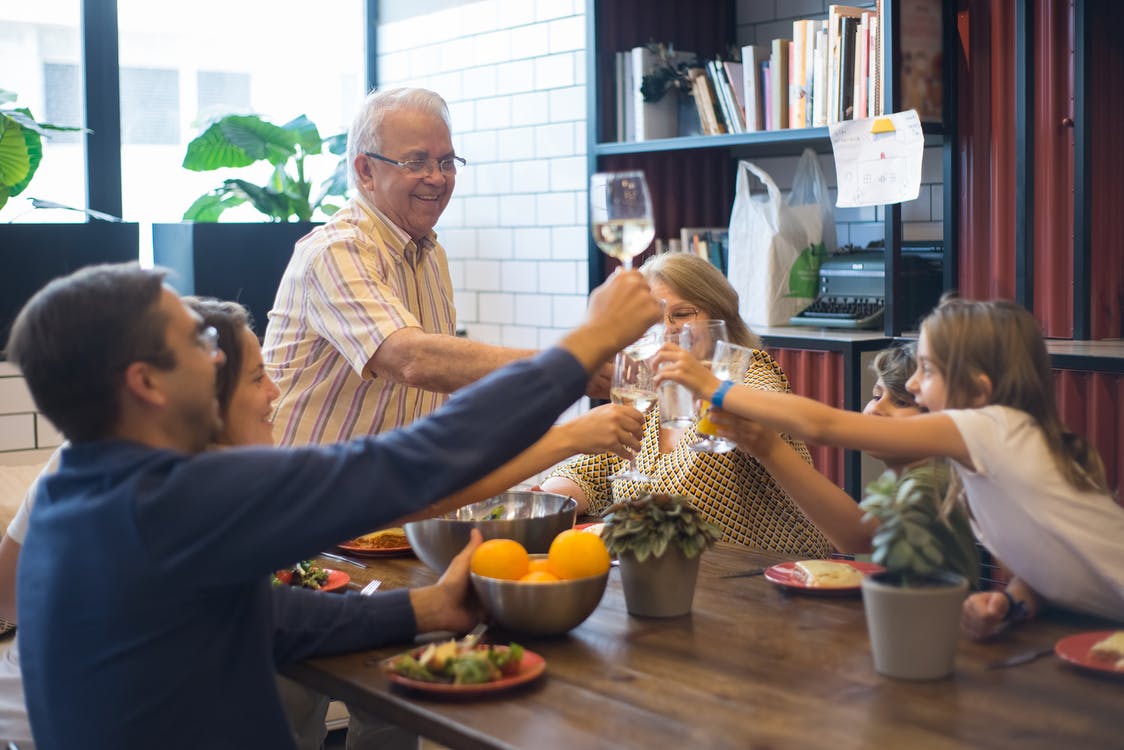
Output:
[870,117,896,134]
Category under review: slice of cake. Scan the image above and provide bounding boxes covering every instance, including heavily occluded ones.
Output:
[1089,631,1124,669]
[793,560,864,588]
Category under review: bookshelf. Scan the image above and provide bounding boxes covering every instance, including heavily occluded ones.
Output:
[585,0,959,498]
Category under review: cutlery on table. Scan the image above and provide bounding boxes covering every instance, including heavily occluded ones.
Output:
[359,579,382,596]
[986,645,1055,669]
[320,551,368,569]
[718,567,767,579]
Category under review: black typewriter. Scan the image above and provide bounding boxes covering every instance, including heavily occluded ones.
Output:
[789,247,943,330]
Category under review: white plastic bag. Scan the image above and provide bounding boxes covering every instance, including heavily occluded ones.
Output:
[727,148,836,327]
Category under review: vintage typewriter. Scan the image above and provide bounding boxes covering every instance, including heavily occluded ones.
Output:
[789,245,943,330]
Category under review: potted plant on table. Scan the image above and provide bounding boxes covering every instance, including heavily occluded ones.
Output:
[1,89,138,349]
[152,113,350,336]
[601,493,722,617]
[858,465,980,680]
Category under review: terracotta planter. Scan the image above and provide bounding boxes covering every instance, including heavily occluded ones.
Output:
[861,571,969,680]
[618,546,701,617]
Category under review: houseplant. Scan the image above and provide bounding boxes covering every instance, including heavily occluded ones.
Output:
[152,113,350,336]
[1,89,138,350]
[601,493,722,617]
[858,465,980,680]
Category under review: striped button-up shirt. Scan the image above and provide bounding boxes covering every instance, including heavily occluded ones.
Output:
[262,196,456,446]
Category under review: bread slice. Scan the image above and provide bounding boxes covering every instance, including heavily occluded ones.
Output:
[793,560,863,588]
[1090,631,1124,668]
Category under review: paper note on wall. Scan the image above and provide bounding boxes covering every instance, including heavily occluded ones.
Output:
[828,109,924,207]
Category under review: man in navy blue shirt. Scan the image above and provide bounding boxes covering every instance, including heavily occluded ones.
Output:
[5,263,659,750]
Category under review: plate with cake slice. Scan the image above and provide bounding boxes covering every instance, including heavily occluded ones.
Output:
[764,559,885,594]
[1055,630,1124,676]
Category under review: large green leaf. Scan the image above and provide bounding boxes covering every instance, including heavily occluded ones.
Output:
[183,115,296,171]
[8,116,43,197]
[324,132,347,155]
[0,113,32,189]
[225,178,291,221]
[282,114,322,155]
[182,190,246,222]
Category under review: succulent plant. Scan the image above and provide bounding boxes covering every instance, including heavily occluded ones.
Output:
[860,465,979,587]
[601,494,722,563]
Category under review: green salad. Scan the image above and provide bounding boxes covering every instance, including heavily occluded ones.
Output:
[272,560,330,590]
[386,638,525,685]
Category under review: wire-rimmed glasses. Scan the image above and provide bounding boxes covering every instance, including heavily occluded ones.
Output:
[364,152,466,176]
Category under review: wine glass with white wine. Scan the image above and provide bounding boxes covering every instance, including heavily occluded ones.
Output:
[590,171,655,270]
[608,350,657,483]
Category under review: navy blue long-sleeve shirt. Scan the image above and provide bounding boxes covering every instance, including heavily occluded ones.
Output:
[18,347,587,749]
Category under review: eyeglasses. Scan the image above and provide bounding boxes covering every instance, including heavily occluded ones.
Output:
[665,307,700,326]
[197,326,220,359]
[364,152,466,176]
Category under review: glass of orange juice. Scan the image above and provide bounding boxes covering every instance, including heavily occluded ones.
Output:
[689,340,754,454]
[677,320,728,451]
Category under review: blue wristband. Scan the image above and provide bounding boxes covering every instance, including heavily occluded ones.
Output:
[711,380,735,410]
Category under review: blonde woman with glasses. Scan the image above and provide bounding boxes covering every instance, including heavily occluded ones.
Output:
[543,253,832,557]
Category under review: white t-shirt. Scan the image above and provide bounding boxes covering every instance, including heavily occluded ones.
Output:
[946,405,1124,621]
[0,450,60,747]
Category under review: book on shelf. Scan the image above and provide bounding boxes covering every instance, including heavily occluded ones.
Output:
[740,44,769,131]
[709,60,742,134]
[827,4,866,125]
[838,15,859,120]
[680,227,729,274]
[723,60,747,131]
[762,61,773,131]
[812,20,829,126]
[769,38,789,130]
[789,19,808,129]
[688,67,726,135]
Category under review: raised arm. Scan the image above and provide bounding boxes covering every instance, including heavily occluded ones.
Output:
[654,343,972,467]
[366,328,534,393]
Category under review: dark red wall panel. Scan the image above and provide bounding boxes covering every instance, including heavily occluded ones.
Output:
[956,1,1018,300]
[1032,0,1076,337]
[767,348,845,489]
[1054,369,1122,503]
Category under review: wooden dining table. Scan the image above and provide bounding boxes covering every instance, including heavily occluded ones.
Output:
[286,544,1122,750]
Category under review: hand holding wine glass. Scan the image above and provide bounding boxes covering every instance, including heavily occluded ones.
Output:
[608,349,657,483]
[590,171,655,270]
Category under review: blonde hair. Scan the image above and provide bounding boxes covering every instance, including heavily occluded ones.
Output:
[921,296,1109,495]
[640,253,760,349]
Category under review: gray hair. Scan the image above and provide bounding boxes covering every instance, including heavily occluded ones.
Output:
[347,87,452,187]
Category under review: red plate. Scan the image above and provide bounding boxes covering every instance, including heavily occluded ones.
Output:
[337,540,414,558]
[1055,631,1124,676]
[274,568,349,593]
[384,647,546,695]
[764,560,884,594]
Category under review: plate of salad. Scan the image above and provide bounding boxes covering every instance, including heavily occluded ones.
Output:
[383,637,545,695]
[273,561,349,593]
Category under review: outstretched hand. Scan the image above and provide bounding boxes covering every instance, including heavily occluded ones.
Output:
[584,270,663,353]
[960,591,1011,640]
[652,342,722,399]
[409,529,485,635]
[705,410,783,459]
[560,403,645,459]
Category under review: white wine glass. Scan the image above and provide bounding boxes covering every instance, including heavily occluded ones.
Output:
[677,320,729,452]
[691,340,754,454]
[608,350,657,483]
[590,171,655,270]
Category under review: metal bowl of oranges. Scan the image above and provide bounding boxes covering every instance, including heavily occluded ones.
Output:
[469,531,610,637]
[405,491,577,573]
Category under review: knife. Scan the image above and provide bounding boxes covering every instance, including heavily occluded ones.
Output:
[320,551,369,569]
[718,567,767,579]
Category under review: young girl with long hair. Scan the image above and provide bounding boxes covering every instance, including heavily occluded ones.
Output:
[656,297,1123,637]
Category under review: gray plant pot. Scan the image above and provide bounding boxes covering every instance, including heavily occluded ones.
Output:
[618,546,702,618]
[861,571,969,680]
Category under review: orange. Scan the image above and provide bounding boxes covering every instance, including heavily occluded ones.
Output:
[527,558,555,574]
[518,570,561,584]
[548,529,611,580]
[470,538,530,580]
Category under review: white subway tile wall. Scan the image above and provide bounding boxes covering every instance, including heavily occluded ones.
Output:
[0,363,63,458]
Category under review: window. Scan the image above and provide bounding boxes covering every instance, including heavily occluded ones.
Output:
[121,67,180,145]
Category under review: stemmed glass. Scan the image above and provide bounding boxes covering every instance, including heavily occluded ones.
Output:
[691,340,754,454]
[677,320,729,452]
[608,349,657,483]
[590,171,655,270]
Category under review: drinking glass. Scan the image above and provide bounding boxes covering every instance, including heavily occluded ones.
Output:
[691,340,754,454]
[590,171,655,270]
[677,320,729,451]
[658,329,695,428]
[608,350,657,482]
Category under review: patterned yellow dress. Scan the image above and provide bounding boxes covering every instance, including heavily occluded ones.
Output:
[549,349,833,557]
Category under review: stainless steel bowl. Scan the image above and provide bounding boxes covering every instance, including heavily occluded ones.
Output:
[404,491,577,573]
[471,555,608,636]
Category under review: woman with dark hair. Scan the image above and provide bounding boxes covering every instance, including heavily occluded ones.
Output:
[543,253,832,557]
